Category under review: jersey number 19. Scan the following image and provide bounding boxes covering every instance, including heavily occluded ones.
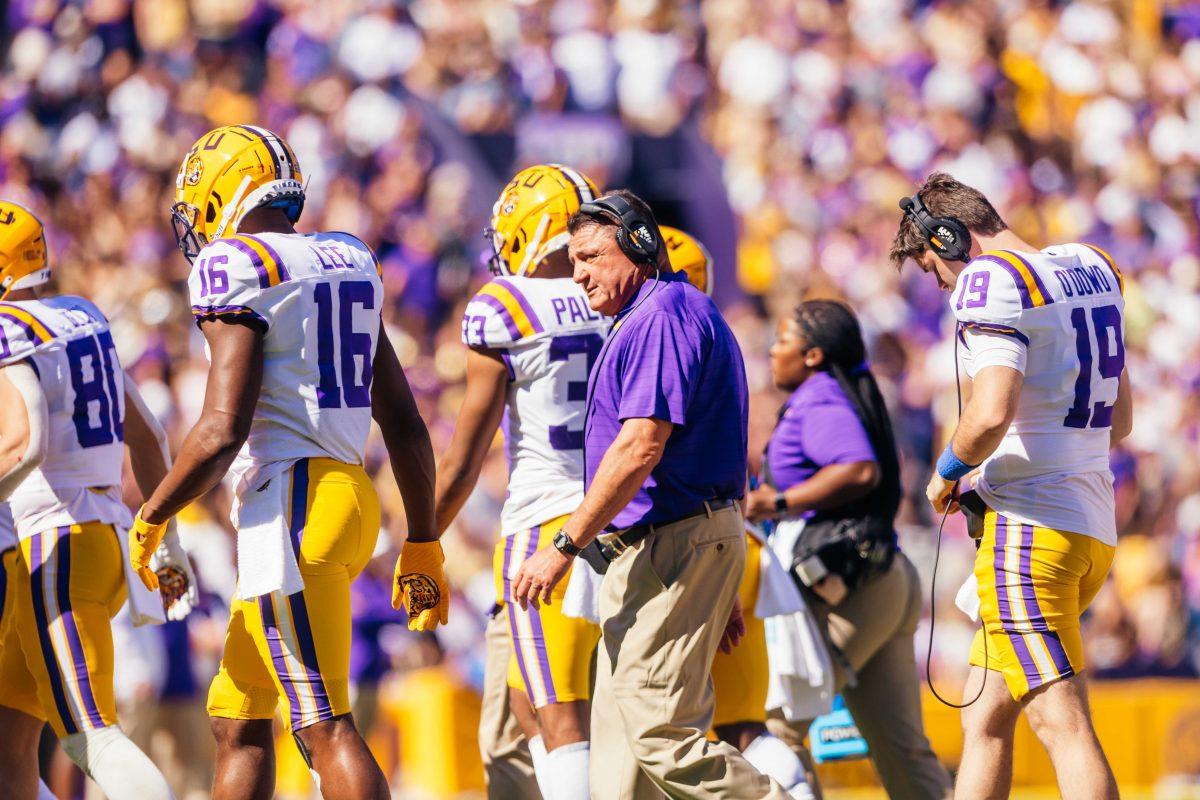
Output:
[1064,304,1124,430]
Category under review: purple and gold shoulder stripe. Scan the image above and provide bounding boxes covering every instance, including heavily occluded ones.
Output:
[1082,244,1124,295]
[0,302,55,345]
[974,250,1055,309]
[227,234,291,288]
[474,278,545,340]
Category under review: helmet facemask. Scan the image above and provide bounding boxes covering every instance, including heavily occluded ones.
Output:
[171,201,205,264]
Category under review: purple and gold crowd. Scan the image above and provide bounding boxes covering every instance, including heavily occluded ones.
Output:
[3,0,1199,794]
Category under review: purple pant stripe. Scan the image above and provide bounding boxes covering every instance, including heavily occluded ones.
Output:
[54,527,104,728]
[226,237,271,289]
[475,293,523,339]
[1016,523,1074,676]
[29,531,77,735]
[1039,631,1074,677]
[289,459,310,556]
[502,532,537,701]
[521,526,557,704]
[258,595,305,729]
[493,279,544,333]
[993,516,1040,685]
[287,592,333,722]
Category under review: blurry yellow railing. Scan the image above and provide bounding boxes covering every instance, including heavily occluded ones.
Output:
[274,672,1200,797]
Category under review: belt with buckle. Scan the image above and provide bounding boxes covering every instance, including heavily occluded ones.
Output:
[579,498,737,575]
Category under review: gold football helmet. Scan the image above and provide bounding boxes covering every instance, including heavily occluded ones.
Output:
[661,225,713,296]
[486,164,599,276]
[0,201,49,300]
[171,125,304,263]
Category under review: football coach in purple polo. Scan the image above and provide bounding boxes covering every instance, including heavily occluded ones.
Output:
[512,190,789,799]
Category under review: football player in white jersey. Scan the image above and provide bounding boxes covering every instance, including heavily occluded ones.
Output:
[0,201,197,800]
[892,173,1130,800]
[435,163,606,800]
[129,126,441,800]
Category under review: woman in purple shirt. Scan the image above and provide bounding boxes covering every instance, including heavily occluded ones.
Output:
[745,300,951,800]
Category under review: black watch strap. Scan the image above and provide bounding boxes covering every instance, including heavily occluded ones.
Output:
[553,530,582,557]
[774,492,789,514]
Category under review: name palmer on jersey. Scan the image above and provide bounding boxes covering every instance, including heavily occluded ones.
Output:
[0,297,131,539]
[952,244,1125,545]
[462,275,610,536]
[188,231,384,501]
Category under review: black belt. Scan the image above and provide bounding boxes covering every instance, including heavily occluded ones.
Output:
[579,498,737,574]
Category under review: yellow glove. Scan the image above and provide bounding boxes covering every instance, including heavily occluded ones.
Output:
[129,508,168,592]
[393,540,450,632]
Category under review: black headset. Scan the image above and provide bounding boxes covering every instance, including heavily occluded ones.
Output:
[579,194,662,266]
[899,193,972,263]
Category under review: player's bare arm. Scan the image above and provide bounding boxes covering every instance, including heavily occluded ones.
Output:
[371,324,436,540]
[141,319,263,524]
[372,325,448,631]
[433,346,508,535]
[0,363,47,497]
[512,416,672,608]
[927,364,1023,513]
[1111,368,1133,447]
[123,377,172,500]
[124,375,200,613]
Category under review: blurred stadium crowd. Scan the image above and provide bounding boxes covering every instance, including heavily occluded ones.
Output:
[4,0,1200,794]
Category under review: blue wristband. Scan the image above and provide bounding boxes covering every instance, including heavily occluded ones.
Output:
[936,444,978,481]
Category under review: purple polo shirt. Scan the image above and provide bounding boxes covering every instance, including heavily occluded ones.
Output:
[584,270,749,529]
[764,371,876,493]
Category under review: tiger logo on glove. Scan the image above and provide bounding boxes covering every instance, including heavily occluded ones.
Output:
[400,573,441,614]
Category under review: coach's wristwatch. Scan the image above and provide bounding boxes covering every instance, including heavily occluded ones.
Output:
[553,530,583,558]
[774,492,789,515]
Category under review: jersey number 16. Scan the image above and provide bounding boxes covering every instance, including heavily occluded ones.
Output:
[314,280,375,409]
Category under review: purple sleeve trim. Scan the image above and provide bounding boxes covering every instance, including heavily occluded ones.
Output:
[191,304,269,330]
[499,351,515,381]
[960,321,1030,346]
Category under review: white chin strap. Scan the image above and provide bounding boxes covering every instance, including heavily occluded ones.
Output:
[9,267,51,294]
[212,176,253,241]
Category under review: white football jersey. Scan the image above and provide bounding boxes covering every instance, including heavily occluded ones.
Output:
[0,502,15,552]
[953,245,1125,544]
[189,231,383,497]
[462,275,610,535]
[0,297,131,539]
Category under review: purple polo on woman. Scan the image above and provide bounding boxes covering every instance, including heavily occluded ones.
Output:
[765,371,877,495]
[584,269,749,525]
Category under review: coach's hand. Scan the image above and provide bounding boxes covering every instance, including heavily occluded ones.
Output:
[926,473,960,516]
[130,508,169,591]
[395,539,450,632]
[718,596,746,654]
[512,547,571,610]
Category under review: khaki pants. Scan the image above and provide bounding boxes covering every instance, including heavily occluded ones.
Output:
[478,607,541,800]
[768,552,952,800]
[591,505,788,799]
